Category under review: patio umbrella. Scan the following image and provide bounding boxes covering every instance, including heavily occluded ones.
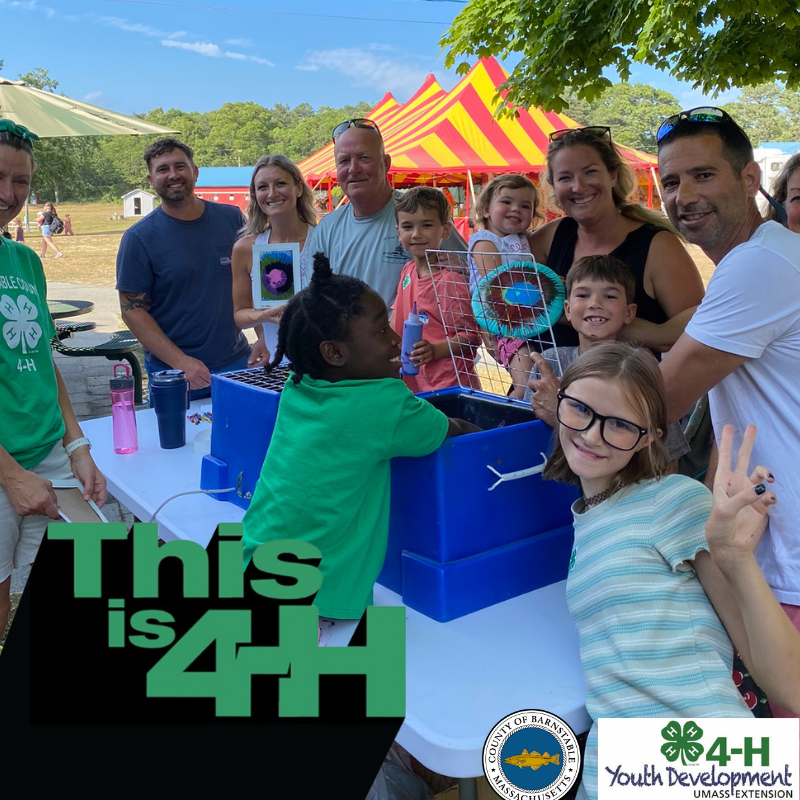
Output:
[0,78,178,226]
[0,78,177,137]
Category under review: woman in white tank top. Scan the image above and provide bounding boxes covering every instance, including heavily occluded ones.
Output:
[232,154,316,365]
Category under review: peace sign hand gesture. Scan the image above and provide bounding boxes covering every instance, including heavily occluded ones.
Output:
[706,424,777,574]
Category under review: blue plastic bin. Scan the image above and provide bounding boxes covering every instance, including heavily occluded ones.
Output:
[200,366,289,509]
[400,524,575,622]
[377,387,579,621]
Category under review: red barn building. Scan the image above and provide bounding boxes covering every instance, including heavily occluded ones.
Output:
[195,167,254,211]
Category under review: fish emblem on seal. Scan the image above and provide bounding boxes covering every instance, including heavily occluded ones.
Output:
[504,749,560,770]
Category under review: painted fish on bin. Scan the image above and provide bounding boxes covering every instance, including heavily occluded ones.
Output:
[504,749,560,770]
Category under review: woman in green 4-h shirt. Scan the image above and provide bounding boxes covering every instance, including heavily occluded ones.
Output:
[0,120,107,638]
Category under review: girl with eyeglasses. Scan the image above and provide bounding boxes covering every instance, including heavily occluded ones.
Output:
[529,127,704,354]
[542,341,800,800]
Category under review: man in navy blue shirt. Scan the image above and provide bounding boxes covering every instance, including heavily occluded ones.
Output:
[116,137,251,399]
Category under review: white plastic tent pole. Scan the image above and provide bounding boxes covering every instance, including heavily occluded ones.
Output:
[651,167,664,205]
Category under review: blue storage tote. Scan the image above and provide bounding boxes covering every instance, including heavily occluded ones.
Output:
[400,523,575,622]
[200,366,289,510]
[377,387,578,621]
[378,387,578,585]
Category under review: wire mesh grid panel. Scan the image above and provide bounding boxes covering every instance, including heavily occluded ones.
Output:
[221,364,292,392]
[425,250,566,399]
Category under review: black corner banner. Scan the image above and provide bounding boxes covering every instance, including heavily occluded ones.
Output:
[1,523,405,795]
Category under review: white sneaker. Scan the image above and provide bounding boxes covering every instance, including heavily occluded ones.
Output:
[55,252,64,258]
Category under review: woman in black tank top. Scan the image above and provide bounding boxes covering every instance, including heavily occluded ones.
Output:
[528,127,704,351]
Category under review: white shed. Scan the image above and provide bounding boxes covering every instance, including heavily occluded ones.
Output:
[122,189,157,219]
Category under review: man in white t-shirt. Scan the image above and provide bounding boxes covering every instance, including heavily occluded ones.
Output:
[309,118,465,306]
[657,108,800,711]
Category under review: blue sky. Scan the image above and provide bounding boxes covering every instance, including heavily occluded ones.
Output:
[2,0,738,116]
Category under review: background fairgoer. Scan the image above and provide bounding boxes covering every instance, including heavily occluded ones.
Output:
[13,217,24,243]
[767,152,800,234]
[36,201,63,259]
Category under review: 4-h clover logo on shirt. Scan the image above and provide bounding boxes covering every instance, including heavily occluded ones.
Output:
[2,294,43,354]
[661,720,704,765]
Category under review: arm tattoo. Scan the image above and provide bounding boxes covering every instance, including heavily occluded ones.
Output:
[120,291,149,312]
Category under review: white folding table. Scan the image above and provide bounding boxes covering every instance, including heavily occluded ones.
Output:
[80,406,590,785]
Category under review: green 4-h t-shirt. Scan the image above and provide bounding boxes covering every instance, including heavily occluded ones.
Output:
[242,373,450,619]
[0,238,63,469]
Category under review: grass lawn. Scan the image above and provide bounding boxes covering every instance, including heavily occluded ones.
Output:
[20,201,141,287]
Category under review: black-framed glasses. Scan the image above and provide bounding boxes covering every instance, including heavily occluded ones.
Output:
[549,126,611,143]
[656,106,734,144]
[0,119,40,142]
[557,392,648,451]
[331,118,382,143]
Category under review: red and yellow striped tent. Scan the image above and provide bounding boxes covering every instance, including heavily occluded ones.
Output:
[299,57,658,197]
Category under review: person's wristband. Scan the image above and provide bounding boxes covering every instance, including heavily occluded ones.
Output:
[64,437,91,458]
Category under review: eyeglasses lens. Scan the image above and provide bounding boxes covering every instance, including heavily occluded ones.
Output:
[557,397,642,450]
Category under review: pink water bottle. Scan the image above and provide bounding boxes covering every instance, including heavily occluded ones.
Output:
[111,363,138,454]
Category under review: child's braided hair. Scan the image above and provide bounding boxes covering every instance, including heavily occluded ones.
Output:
[266,252,368,383]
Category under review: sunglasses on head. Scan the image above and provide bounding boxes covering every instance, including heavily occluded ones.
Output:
[331,118,382,143]
[656,106,791,227]
[655,106,734,144]
[0,118,40,142]
[549,126,612,143]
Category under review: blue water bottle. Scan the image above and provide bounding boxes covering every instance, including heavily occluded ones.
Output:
[400,301,424,376]
[150,370,189,449]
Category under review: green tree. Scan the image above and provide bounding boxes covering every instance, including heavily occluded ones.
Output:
[17,67,58,92]
[271,101,371,162]
[565,83,680,153]
[441,1,800,113]
[202,102,274,166]
[723,83,800,145]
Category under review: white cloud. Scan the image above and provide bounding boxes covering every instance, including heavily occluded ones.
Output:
[163,39,221,57]
[1,0,55,17]
[161,39,274,66]
[82,91,104,103]
[225,38,253,47]
[98,15,185,39]
[297,48,429,97]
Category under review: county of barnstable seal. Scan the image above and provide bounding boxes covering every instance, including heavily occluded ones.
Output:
[482,709,581,800]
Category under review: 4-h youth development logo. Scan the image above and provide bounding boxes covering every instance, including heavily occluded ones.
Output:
[483,710,581,799]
